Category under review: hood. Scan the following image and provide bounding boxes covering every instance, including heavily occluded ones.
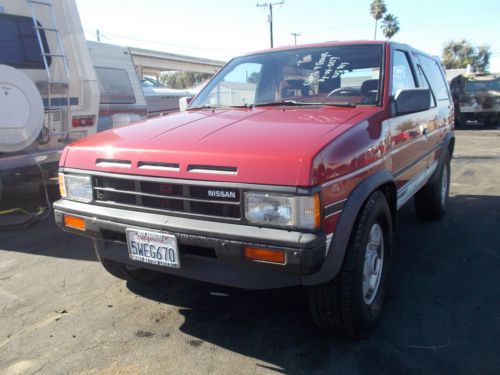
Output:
[63,107,371,186]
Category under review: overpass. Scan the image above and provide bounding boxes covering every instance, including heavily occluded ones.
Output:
[128,47,226,78]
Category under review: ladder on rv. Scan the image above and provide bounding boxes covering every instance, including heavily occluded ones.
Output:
[28,0,71,142]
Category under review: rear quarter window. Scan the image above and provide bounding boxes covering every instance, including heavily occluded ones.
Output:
[95,67,136,104]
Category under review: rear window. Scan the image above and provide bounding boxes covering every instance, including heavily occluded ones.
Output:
[0,14,50,69]
[95,67,136,104]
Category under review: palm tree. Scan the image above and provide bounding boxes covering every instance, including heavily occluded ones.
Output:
[369,0,387,40]
[381,14,400,40]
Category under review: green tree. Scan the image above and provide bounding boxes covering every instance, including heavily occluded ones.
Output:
[246,71,261,84]
[441,40,491,72]
[381,13,400,40]
[369,0,387,40]
[161,71,213,89]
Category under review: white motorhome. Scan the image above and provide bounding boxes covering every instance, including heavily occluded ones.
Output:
[87,41,147,132]
[0,0,99,197]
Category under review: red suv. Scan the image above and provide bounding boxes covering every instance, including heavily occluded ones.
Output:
[55,41,454,339]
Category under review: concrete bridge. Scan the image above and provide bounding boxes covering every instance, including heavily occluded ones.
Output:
[129,47,225,78]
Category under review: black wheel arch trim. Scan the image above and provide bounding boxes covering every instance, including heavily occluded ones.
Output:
[428,130,454,184]
[302,169,394,286]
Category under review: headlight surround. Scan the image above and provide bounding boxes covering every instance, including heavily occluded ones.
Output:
[61,174,93,203]
[244,192,320,230]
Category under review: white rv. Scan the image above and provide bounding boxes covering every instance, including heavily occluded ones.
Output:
[87,41,147,132]
[0,0,99,197]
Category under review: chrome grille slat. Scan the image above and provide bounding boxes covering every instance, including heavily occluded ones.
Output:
[93,200,241,221]
[93,186,240,205]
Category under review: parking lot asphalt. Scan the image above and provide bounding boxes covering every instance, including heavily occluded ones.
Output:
[1,129,499,375]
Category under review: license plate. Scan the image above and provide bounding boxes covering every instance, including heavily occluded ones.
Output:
[126,229,180,268]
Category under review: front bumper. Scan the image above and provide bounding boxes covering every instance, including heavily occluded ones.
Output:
[54,199,327,289]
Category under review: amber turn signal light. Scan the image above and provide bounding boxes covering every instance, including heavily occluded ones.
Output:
[312,193,321,229]
[63,215,86,231]
[244,246,285,264]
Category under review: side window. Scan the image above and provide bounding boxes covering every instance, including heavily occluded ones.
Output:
[95,67,136,104]
[391,50,416,96]
[417,66,436,107]
[417,54,449,101]
[0,14,51,69]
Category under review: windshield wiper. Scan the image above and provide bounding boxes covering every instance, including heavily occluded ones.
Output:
[252,100,357,108]
[189,104,250,110]
[252,100,308,107]
[320,102,357,108]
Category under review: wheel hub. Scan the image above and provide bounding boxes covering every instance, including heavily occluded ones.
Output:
[362,223,384,304]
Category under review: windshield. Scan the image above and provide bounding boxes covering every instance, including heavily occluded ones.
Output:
[190,44,383,108]
[465,78,500,92]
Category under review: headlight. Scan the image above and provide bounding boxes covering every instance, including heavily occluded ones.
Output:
[244,192,320,230]
[59,174,93,203]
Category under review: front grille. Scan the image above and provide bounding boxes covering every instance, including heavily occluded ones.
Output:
[93,176,242,220]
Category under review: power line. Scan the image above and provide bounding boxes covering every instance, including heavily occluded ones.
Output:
[256,1,285,48]
[83,29,239,55]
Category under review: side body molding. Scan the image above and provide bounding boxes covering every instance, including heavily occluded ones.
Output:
[302,169,394,286]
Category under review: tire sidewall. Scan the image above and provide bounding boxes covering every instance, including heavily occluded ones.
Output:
[352,193,392,337]
[435,152,451,215]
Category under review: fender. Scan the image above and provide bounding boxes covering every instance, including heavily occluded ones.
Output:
[427,130,455,184]
[302,169,394,286]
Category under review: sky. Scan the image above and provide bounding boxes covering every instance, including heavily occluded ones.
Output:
[76,0,500,71]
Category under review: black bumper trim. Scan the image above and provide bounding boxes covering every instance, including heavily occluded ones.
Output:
[54,200,327,289]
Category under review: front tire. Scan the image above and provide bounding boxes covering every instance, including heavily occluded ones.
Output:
[100,258,161,283]
[414,151,450,221]
[307,191,392,339]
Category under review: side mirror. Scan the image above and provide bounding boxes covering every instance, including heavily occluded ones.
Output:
[179,96,193,112]
[393,88,431,116]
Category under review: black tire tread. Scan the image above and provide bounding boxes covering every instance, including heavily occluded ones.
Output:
[308,191,383,339]
[414,152,450,221]
[100,258,160,283]
[100,258,133,281]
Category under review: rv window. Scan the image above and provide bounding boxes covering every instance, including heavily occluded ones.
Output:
[95,67,136,104]
[0,14,51,69]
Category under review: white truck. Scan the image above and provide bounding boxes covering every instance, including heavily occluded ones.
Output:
[0,0,99,198]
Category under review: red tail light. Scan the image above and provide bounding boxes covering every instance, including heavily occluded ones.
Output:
[72,116,94,127]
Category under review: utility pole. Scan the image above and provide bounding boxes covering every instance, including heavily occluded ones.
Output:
[291,32,301,45]
[96,29,101,42]
[256,1,284,48]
